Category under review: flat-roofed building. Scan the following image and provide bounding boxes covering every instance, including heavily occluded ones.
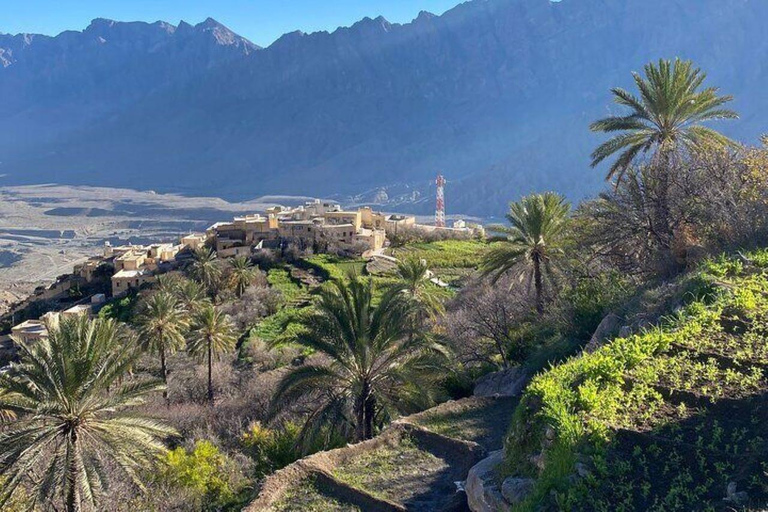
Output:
[73,257,106,283]
[323,211,362,231]
[112,269,155,297]
[62,304,94,319]
[11,319,48,344]
[114,249,147,271]
[211,214,279,251]
[181,233,208,251]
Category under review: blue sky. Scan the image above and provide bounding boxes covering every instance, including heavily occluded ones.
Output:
[1,0,463,47]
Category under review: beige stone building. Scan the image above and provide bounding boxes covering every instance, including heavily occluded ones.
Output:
[180,233,208,251]
[112,269,155,297]
[208,201,421,255]
[11,319,48,345]
[209,214,279,252]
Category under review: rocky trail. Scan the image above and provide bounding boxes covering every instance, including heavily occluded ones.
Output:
[246,396,519,511]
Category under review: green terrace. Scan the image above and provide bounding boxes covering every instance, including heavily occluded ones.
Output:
[503,251,768,511]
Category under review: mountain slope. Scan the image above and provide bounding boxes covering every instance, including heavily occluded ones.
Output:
[1,0,767,216]
[503,253,768,510]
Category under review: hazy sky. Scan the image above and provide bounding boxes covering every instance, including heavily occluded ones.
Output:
[1,0,462,47]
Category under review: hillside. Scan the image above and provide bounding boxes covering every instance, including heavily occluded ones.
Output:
[2,0,768,215]
[502,252,768,510]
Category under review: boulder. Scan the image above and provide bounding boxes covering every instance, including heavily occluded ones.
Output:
[465,450,511,512]
[584,313,623,353]
[724,482,749,503]
[501,477,535,504]
[474,366,529,398]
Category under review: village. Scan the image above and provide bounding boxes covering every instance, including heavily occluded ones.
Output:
[0,197,483,366]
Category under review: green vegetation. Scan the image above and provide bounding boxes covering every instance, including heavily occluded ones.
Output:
[250,306,311,346]
[266,267,305,302]
[503,251,768,510]
[135,291,189,397]
[161,440,245,511]
[482,192,571,314]
[189,304,237,403]
[0,316,174,511]
[304,254,366,281]
[98,290,138,322]
[270,276,448,444]
[389,239,489,284]
[4,57,768,512]
[331,436,447,503]
[270,478,361,512]
[228,255,259,297]
[590,58,738,181]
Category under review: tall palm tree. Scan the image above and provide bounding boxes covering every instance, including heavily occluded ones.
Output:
[188,305,236,404]
[590,58,738,182]
[228,255,257,297]
[271,277,447,444]
[391,258,445,319]
[174,277,210,314]
[155,272,184,296]
[136,292,189,399]
[481,192,570,315]
[189,247,222,301]
[0,315,174,512]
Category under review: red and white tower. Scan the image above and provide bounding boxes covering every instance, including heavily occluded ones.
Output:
[435,174,446,228]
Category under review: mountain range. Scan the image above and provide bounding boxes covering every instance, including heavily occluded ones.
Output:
[1,0,767,216]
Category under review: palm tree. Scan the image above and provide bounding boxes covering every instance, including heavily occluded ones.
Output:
[590,58,738,183]
[0,315,174,511]
[175,277,210,314]
[189,247,222,301]
[271,277,447,444]
[391,258,445,319]
[155,272,183,295]
[481,192,570,315]
[136,292,189,399]
[228,255,257,297]
[188,305,236,404]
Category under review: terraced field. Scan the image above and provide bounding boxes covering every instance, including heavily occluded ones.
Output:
[249,396,519,511]
[504,253,768,511]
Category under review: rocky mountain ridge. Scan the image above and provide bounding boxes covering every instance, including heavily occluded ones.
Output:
[2,0,767,216]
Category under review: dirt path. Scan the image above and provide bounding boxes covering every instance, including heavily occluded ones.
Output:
[248,396,520,511]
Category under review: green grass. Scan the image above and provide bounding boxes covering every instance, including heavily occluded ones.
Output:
[266,267,305,302]
[303,255,366,281]
[503,249,768,510]
[331,436,447,503]
[250,306,311,346]
[389,239,489,270]
[270,477,361,512]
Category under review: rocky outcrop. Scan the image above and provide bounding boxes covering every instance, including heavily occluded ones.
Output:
[465,450,510,512]
[474,366,529,398]
[584,312,624,353]
[501,477,535,505]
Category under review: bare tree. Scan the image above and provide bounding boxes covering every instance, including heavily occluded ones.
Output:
[443,278,536,369]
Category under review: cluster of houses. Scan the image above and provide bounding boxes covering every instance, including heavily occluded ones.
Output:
[208,199,482,257]
[1,200,483,363]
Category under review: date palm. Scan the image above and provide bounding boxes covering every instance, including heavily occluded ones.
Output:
[188,305,236,404]
[271,277,448,444]
[228,255,257,297]
[0,315,174,512]
[136,292,189,399]
[391,258,445,319]
[189,247,222,301]
[175,277,210,314]
[481,192,570,315]
[590,58,738,182]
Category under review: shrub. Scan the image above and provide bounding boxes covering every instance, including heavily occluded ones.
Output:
[160,440,240,510]
[240,422,302,478]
